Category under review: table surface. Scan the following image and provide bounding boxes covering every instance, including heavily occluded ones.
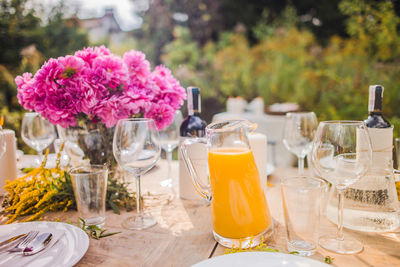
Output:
[6,160,400,267]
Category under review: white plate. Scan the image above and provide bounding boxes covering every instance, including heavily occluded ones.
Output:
[192,252,330,267]
[266,163,275,176]
[0,221,89,267]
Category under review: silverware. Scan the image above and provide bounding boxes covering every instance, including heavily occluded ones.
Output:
[0,233,27,252]
[7,230,39,253]
[23,233,52,256]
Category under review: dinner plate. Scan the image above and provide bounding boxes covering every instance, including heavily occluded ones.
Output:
[192,252,330,267]
[0,221,89,267]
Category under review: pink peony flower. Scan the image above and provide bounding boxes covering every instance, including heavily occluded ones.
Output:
[90,55,128,90]
[96,95,134,127]
[58,55,85,78]
[123,50,151,84]
[150,65,186,109]
[75,45,111,67]
[15,73,36,111]
[15,46,186,129]
[144,101,175,130]
[42,88,79,127]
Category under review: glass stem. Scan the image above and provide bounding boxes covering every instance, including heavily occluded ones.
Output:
[135,174,143,215]
[298,156,305,174]
[336,186,345,241]
[37,150,44,164]
[167,150,172,179]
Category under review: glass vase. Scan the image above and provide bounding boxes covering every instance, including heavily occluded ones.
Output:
[57,122,117,175]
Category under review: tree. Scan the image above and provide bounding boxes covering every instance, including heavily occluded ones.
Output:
[0,0,89,152]
[0,0,89,111]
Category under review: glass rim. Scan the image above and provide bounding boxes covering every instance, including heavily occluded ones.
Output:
[319,120,365,125]
[285,111,316,116]
[69,164,108,176]
[23,112,39,116]
[206,119,256,133]
[115,118,156,126]
[281,176,326,188]
[117,118,154,123]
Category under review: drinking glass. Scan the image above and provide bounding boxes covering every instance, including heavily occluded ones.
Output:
[159,110,183,187]
[283,112,318,174]
[113,118,161,230]
[311,121,372,254]
[21,112,56,164]
[70,165,108,227]
[281,176,326,256]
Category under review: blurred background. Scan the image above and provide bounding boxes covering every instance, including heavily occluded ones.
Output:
[1,0,400,152]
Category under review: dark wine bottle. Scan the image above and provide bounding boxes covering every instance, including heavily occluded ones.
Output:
[363,84,393,172]
[180,87,207,137]
[179,87,207,200]
[364,85,391,128]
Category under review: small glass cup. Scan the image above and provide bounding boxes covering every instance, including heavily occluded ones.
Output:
[70,165,108,228]
[281,176,326,256]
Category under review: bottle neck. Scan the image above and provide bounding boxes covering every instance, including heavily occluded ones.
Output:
[187,87,201,116]
[368,85,383,114]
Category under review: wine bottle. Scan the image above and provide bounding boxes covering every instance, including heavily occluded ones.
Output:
[364,84,393,168]
[328,85,398,232]
[364,85,391,128]
[179,87,207,200]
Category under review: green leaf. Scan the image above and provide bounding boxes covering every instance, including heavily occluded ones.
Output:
[324,256,334,264]
[108,199,120,215]
[79,220,120,240]
[79,218,86,230]
[100,231,121,238]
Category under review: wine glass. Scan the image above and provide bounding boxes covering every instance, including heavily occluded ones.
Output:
[311,121,372,254]
[283,112,318,174]
[159,110,183,187]
[21,112,56,164]
[113,118,161,230]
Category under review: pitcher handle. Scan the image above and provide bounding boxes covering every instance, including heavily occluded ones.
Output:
[180,138,212,201]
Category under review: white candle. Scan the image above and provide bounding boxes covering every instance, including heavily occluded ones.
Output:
[248,132,267,191]
[0,129,17,195]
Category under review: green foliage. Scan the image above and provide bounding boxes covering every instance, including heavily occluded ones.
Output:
[161,1,400,135]
[0,0,89,152]
[36,4,89,60]
[79,218,121,240]
[339,0,400,62]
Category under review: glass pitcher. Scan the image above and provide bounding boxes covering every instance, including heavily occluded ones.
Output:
[181,120,273,248]
[326,159,400,232]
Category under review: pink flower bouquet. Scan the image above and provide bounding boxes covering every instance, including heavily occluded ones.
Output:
[15,46,186,130]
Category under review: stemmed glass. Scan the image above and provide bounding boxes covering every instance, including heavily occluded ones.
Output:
[21,112,56,164]
[113,118,161,230]
[311,121,372,254]
[283,112,318,174]
[159,110,183,187]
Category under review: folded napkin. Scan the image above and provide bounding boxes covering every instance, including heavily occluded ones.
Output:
[0,228,65,267]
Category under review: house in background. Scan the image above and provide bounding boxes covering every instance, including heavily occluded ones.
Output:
[79,8,128,45]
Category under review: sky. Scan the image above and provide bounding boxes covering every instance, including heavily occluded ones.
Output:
[40,0,149,31]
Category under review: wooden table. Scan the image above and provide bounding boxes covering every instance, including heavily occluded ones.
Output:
[25,160,400,266]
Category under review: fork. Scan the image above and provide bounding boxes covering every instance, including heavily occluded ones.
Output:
[7,231,39,253]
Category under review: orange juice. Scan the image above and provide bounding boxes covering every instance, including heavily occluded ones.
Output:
[208,147,272,239]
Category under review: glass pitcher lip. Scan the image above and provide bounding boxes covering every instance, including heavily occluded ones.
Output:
[320,120,364,124]
[206,119,256,134]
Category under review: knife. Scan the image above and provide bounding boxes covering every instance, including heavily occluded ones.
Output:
[23,233,52,256]
[0,233,27,252]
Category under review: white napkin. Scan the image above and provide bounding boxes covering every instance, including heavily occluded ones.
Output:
[0,228,65,267]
